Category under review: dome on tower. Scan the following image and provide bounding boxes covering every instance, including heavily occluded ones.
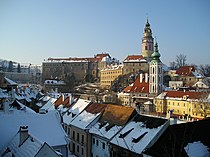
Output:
[151,42,161,63]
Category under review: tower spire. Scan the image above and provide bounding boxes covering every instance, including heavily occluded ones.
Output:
[141,17,154,60]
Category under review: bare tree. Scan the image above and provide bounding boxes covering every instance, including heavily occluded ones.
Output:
[169,61,177,70]
[176,54,187,68]
[195,92,210,119]
[198,64,210,77]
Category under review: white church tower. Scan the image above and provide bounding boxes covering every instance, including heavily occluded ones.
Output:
[149,41,163,96]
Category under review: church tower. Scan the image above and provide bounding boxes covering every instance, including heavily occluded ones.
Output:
[141,17,154,61]
[149,41,163,96]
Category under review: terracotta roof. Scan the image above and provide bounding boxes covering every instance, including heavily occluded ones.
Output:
[123,55,144,61]
[123,75,149,93]
[48,57,94,61]
[123,85,132,93]
[163,91,209,99]
[99,105,137,126]
[95,53,110,60]
[54,95,64,108]
[47,53,110,62]
[63,97,70,107]
[54,95,73,108]
[85,103,108,114]
[176,66,195,76]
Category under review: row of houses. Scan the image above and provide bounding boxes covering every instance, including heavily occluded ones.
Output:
[1,76,210,156]
[50,94,210,157]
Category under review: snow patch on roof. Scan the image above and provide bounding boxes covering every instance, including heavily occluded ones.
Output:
[0,111,67,150]
[110,117,168,154]
[70,110,100,130]
[63,99,91,125]
[184,141,209,157]
[90,122,122,139]
[4,77,17,86]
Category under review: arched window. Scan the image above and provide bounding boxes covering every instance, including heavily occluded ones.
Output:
[145,46,148,50]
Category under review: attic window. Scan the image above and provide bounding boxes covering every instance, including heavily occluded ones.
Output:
[67,111,71,115]
[98,121,107,129]
[132,132,148,143]
[72,113,76,118]
[119,128,134,138]
[105,124,114,131]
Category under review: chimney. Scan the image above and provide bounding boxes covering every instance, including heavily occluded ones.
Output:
[145,73,148,83]
[19,126,29,146]
[3,102,9,114]
[140,73,143,83]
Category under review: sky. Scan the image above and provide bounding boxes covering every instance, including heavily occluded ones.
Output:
[0,0,210,66]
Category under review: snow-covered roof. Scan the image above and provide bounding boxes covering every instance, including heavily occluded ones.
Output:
[0,128,61,157]
[15,100,36,113]
[110,115,168,154]
[4,77,17,86]
[192,71,204,78]
[0,111,68,150]
[184,141,209,157]
[0,88,9,98]
[44,79,65,85]
[0,130,43,157]
[71,110,100,129]
[39,97,57,111]
[63,98,91,125]
[89,105,136,140]
[70,103,107,130]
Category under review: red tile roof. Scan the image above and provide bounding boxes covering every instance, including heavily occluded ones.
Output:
[54,95,64,108]
[99,105,136,126]
[54,95,73,108]
[63,97,70,107]
[95,53,110,60]
[123,55,144,61]
[176,66,195,77]
[163,91,209,99]
[47,53,111,62]
[85,103,108,114]
[123,86,132,93]
[123,75,149,93]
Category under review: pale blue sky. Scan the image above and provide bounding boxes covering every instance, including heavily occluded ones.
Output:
[0,0,209,65]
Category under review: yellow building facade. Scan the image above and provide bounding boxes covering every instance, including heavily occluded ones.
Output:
[154,91,210,120]
[100,64,123,88]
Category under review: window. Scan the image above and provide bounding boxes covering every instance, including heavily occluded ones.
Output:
[77,133,79,141]
[73,131,75,139]
[177,103,179,106]
[96,140,99,146]
[102,142,105,149]
[68,127,70,135]
[77,145,79,153]
[81,148,84,155]
[73,143,75,153]
[93,138,95,144]
[81,135,84,144]
[145,46,148,50]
